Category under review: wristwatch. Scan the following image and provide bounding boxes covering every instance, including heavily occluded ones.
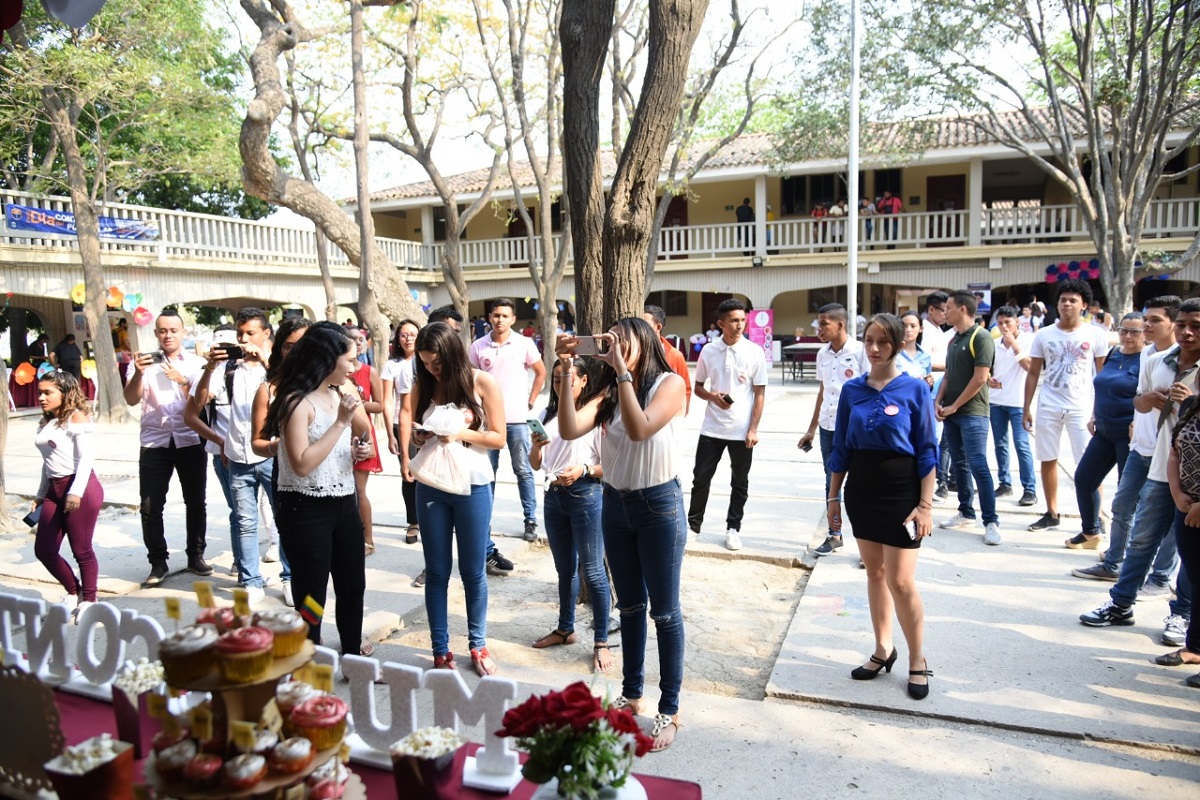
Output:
[583,464,592,478]
[616,372,634,385]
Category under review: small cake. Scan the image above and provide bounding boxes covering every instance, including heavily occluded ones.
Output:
[223,753,268,790]
[155,739,197,782]
[289,695,349,750]
[269,736,315,774]
[235,728,279,757]
[253,609,308,657]
[151,726,190,755]
[206,607,247,633]
[276,680,317,735]
[214,626,275,683]
[158,624,218,684]
[182,753,223,787]
[310,776,348,799]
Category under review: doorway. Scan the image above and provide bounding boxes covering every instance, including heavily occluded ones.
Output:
[926,175,966,245]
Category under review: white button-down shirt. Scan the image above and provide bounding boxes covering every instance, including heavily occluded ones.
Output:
[816,339,870,431]
[127,351,207,448]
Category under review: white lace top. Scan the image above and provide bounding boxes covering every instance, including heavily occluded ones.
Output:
[276,402,355,497]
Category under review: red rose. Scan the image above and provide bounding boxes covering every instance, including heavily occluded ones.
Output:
[604,707,653,757]
[543,682,603,732]
[496,694,547,739]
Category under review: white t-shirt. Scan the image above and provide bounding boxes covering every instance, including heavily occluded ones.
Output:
[922,320,950,368]
[380,357,415,411]
[1029,323,1110,412]
[991,331,1033,408]
[193,362,267,464]
[816,339,870,431]
[695,336,768,440]
[1140,346,1199,481]
[1130,342,1166,457]
[538,415,602,482]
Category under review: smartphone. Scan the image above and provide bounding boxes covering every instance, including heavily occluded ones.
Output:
[23,506,41,528]
[800,441,813,453]
[146,350,167,365]
[721,393,734,405]
[527,418,549,439]
[218,344,246,360]
[905,519,917,540]
[572,336,606,357]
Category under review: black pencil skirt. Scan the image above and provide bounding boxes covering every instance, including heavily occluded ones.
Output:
[844,449,922,549]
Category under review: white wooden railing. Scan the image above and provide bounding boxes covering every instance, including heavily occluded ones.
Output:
[2,189,1196,272]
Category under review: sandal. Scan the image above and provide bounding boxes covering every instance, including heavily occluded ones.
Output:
[364,541,375,556]
[360,640,375,657]
[433,652,455,670]
[532,629,577,649]
[405,525,419,545]
[593,643,616,674]
[611,696,642,715]
[649,713,681,752]
[1155,648,1200,667]
[471,647,497,677]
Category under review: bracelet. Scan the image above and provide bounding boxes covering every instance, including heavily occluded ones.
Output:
[826,498,839,503]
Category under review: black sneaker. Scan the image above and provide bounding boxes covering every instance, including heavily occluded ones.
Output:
[995,484,1013,498]
[1079,600,1134,627]
[144,562,169,586]
[814,535,843,556]
[486,550,514,575]
[523,520,538,542]
[1027,512,1060,531]
[933,484,949,503]
[1018,490,1037,506]
[411,569,427,588]
[187,557,213,576]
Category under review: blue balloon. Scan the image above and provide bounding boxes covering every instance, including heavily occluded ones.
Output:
[1045,265,1058,275]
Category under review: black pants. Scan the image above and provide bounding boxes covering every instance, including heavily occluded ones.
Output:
[140,441,207,565]
[394,424,418,526]
[687,434,753,532]
[276,491,365,656]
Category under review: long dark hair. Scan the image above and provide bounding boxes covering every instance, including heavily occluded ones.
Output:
[413,322,483,430]
[38,370,91,428]
[545,358,589,425]
[389,318,421,361]
[593,317,674,426]
[264,321,355,438]
[266,315,313,383]
[900,309,923,347]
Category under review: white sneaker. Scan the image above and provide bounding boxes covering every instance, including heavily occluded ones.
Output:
[725,530,743,551]
[73,601,94,625]
[262,543,279,563]
[983,523,1002,546]
[60,592,78,608]
[245,586,266,607]
[940,513,980,530]
[281,581,294,607]
[1163,614,1187,647]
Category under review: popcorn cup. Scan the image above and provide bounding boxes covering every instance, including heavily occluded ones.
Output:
[111,686,161,760]
[391,746,462,800]
[44,738,135,800]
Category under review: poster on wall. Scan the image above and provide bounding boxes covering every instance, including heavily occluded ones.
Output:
[747,308,775,365]
[5,203,160,241]
[967,282,992,315]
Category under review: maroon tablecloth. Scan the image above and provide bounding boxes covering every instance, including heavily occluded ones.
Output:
[53,691,702,799]
[7,374,94,407]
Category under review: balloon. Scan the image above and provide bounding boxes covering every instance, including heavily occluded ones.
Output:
[1056,273,1069,281]
[1045,265,1058,275]
[1089,258,1099,268]
[1089,267,1100,279]
[1068,261,1079,270]
[42,0,107,29]
[80,359,97,380]
[532,303,540,311]
[122,292,142,312]
[37,362,56,379]
[106,286,124,309]
[524,297,531,303]
[133,306,153,326]
[13,362,35,385]
[70,282,86,304]
[1045,274,1057,283]
[410,289,420,300]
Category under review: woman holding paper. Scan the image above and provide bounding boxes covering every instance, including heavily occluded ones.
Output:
[405,322,506,676]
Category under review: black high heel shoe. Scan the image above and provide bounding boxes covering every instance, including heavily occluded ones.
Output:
[851,648,897,680]
[908,660,933,700]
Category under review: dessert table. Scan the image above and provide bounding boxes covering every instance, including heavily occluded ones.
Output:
[51,690,703,799]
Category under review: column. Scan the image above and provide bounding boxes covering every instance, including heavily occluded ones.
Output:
[968,157,983,246]
[754,175,768,258]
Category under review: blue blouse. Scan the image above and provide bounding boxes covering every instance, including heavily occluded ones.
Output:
[829,373,939,477]
[1092,346,1141,427]
[896,345,932,380]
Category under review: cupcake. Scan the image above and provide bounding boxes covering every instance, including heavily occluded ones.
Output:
[307,757,348,788]
[269,736,315,774]
[214,626,275,683]
[311,777,348,800]
[158,625,218,685]
[183,753,223,787]
[235,729,279,758]
[253,609,308,658]
[151,727,190,755]
[289,695,348,751]
[223,753,268,790]
[276,680,317,735]
[155,739,197,782]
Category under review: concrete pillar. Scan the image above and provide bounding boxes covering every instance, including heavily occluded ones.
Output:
[968,157,983,246]
[754,176,768,258]
[420,206,435,246]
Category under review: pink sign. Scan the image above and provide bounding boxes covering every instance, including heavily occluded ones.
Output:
[747,309,774,365]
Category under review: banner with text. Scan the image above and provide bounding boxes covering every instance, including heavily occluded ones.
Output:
[5,203,160,241]
[747,308,775,365]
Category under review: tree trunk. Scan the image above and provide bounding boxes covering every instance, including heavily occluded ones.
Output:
[0,357,10,533]
[559,0,615,335]
[314,228,338,321]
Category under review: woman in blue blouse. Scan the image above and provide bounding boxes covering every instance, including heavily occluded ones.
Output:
[897,310,933,387]
[1068,311,1144,550]
[828,314,939,700]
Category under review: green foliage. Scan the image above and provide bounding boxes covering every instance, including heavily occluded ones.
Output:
[0,0,250,203]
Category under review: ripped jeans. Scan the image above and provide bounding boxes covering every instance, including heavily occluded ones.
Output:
[603,478,686,716]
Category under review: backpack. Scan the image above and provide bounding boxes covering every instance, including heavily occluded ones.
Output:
[198,363,237,428]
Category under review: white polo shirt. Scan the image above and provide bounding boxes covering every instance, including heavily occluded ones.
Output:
[469,332,541,423]
[816,339,870,431]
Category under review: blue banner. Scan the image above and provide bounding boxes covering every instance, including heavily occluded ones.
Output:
[4,203,160,241]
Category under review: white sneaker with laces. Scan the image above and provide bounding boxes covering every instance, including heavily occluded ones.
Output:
[281,581,294,607]
[983,523,1002,546]
[263,543,279,563]
[245,586,266,607]
[1163,614,1187,647]
[940,513,980,530]
[725,530,743,551]
[73,601,94,625]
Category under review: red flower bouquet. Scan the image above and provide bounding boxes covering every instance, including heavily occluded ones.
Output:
[496,682,653,799]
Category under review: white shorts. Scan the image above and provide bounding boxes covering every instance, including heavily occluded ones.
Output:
[1033,407,1091,463]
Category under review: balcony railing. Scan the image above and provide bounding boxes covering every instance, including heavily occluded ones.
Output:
[3,189,1196,272]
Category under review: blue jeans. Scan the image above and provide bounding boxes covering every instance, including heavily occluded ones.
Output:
[544,480,610,639]
[213,456,291,584]
[227,459,276,589]
[1074,421,1131,534]
[989,405,1036,493]
[603,479,686,716]
[488,423,538,524]
[417,482,491,655]
[819,427,837,536]
[1110,478,1183,607]
[944,414,998,526]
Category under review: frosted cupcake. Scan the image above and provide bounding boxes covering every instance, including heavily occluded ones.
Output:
[234,729,278,758]
[253,609,308,657]
[223,753,268,790]
[154,739,197,782]
[289,695,348,750]
[276,680,318,736]
[214,626,275,683]
[158,624,218,685]
[269,736,315,774]
[183,753,223,787]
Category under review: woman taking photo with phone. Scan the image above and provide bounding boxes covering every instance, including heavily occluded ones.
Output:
[827,313,938,700]
[33,369,103,623]
[406,322,506,676]
[264,322,374,656]
[528,357,613,673]
[555,319,687,752]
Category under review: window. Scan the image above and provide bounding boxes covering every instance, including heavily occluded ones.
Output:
[647,290,688,317]
[781,176,806,216]
[550,199,563,232]
[873,168,901,198]
[432,205,466,241]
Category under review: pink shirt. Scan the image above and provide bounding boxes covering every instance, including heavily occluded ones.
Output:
[469,332,540,423]
[126,351,206,448]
